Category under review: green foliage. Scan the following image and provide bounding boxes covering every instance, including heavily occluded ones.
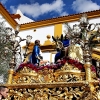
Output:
[0,18,12,83]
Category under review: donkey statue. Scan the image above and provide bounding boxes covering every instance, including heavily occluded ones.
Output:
[52,34,84,64]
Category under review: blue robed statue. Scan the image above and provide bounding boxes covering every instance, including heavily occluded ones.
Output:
[55,39,70,62]
[31,40,43,65]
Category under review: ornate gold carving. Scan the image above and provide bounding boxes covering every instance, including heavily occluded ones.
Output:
[12,62,86,84]
[6,86,100,100]
[68,45,84,63]
[11,61,97,84]
[7,69,14,84]
[6,60,98,100]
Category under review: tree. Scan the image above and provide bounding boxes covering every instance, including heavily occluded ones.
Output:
[0,16,12,83]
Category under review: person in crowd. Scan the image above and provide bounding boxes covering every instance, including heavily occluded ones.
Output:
[0,86,9,100]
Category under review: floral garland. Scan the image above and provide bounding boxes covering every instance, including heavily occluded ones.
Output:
[16,57,96,72]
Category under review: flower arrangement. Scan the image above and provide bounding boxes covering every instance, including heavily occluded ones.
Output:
[16,57,96,72]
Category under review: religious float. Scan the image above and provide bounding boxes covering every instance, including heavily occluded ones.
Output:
[5,14,100,100]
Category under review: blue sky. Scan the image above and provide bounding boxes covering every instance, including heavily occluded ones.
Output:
[1,0,100,21]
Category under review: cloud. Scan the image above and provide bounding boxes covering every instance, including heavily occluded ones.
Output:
[10,0,68,19]
[72,0,100,13]
[0,0,7,4]
[60,12,68,16]
[10,6,17,14]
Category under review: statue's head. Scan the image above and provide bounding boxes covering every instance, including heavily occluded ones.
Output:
[52,35,64,51]
[35,40,40,46]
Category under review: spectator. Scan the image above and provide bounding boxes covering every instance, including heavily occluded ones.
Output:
[0,86,9,100]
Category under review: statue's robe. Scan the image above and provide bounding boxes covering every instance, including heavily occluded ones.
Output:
[31,45,40,64]
[55,39,70,63]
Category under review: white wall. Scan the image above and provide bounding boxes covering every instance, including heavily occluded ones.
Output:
[0,14,14,32]
[62,17,100,34]
[18,25,54,62]
[19,25,54,46]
